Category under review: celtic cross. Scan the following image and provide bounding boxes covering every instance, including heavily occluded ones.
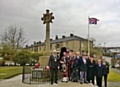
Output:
[41,10,54,56]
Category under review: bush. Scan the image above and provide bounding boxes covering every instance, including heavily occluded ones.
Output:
[103,52,117,57]
[14,50,31,66]
[0,59,6,66]
[111,58,117,67]
[90,47,102,59]
[116,58,120,68]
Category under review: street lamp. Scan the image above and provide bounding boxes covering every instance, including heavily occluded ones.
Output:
[103,43,106,53]
[104,43,106,47]
[97,43,103,56]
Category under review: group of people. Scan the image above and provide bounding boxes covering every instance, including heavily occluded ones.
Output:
[48,49,109,87]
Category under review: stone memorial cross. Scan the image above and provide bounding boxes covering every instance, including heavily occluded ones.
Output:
[41,9,54,56]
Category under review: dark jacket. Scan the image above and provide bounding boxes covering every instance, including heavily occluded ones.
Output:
[76,56,82,69]
[87,59,96,77]
[48,54,60,68]
[76,56,82,60]
[95,64,104,77]
[103,62,109,75]
[79,58,88,71]
[73,58,79,71]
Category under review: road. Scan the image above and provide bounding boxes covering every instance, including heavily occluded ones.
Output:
[103,56,111,64]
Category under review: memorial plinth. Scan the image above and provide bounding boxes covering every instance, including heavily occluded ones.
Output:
[31,67,50,82]
[39,56,49,66]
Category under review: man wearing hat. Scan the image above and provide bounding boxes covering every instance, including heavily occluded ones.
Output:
[48,50,60,85]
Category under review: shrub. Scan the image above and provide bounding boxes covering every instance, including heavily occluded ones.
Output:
[0,59,6,66]
[111,58,117,67]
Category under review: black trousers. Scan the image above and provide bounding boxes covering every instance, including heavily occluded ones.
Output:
[71,69,79,81]
[88,76,94,85]
[96,76,102,87]
[50,67,58,84]
[104,74,108,87]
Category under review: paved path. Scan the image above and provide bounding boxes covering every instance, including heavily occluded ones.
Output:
[111,68,120,74]
[107,82,120,87]
[1,74,120,87]
[0,75,93,87]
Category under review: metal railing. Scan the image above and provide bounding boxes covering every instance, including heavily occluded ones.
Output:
[22,66,62,84]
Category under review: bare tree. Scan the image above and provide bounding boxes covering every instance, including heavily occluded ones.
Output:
[0,25,27,49]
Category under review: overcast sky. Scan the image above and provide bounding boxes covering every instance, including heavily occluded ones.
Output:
[0,0,120,47]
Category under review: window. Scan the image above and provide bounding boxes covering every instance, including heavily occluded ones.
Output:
[50,44,52,49]
[39,47,41,51]
[31,48,33,51]
[56,44,59,48]
[44,46,46,51]
[34,47,38,52]
[81,41,84,47]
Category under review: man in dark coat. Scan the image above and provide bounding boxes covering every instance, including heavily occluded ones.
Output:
[102,59,109,87]
[87,56,95,85]
[79,54,88,84]
[95,60,104,87]
[71,54,79,82]
[76,52,82,79]
[48,50,60,85]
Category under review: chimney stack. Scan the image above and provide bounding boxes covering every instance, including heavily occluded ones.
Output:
[62,35,65,38]
[70,33,74,37]
[55,35,58,39]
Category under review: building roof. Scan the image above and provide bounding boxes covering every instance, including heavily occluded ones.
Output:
[103,47,120,49]
[50,35,85,43]
[26,34,89,48]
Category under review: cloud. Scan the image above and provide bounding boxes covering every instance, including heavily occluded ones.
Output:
[0,0,120,47]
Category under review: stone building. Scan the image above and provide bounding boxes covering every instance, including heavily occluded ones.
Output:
[25,34,93,54]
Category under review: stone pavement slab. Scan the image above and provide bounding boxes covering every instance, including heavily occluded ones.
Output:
[0,75,93,87]
[111,68,120,74]
[107,82,120,87]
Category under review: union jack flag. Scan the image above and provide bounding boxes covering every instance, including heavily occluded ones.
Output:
[89,18,99,24]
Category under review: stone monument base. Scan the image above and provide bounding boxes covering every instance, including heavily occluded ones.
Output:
[39,56,49,66]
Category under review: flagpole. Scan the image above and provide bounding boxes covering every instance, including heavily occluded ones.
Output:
[88,16,90,57]
[88,17,99,57]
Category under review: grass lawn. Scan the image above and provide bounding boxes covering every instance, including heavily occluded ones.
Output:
[0,66,22,79]
[108,69,120,82]
[0,66,120,82]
